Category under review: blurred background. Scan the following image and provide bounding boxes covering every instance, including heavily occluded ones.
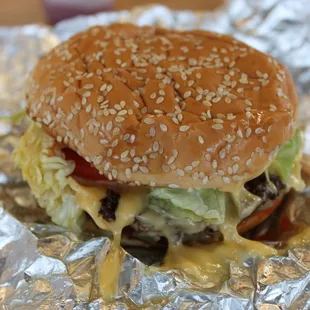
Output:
[1,0,223,25]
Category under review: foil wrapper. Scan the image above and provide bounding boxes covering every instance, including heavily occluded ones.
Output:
[1,1,310,308]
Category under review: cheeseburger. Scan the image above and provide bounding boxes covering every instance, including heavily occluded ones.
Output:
[14,24,304,256]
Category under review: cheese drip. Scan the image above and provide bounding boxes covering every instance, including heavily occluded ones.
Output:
[159,203,277,286]
[68,179,310,297]
[69,179,146,299]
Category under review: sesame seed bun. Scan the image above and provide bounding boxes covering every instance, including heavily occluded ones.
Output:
[25,24,298,191]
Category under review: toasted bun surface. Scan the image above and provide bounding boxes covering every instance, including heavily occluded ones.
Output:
[26,24,298,190]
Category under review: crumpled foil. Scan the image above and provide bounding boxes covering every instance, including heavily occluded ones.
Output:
[0,1,310,309]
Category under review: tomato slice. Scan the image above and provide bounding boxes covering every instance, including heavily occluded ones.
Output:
[62,148,108,181]
[237,199,282,235]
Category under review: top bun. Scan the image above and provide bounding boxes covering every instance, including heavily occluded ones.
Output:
[25,24,298,191]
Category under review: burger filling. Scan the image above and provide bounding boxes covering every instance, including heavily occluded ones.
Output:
[13,122,304,246]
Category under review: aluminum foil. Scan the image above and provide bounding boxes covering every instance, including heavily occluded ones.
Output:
[1,1,310,308]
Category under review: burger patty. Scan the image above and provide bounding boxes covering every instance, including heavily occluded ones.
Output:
[99,189,121,222]
[98,173,286,246]
[245,174,285,202]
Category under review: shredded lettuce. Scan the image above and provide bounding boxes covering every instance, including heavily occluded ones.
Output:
[148,188,226,225]
[269,129,302,182]
[13,122,84,231]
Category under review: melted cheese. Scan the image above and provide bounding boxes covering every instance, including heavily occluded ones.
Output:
[68,179,146,299]
[161,206,277,286]
[68,178,308,299]
[286,225,310,250]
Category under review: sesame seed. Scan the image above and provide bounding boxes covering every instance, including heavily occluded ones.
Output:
[168,184,179,188]
[160,124,168,132]
[125,168,131,177]
[100,139,108,145]
[192,161,200,168]
[156,97,164,104]
[84,84,94,89]
[106,121,112,132]
[107,85,113,92]
[246,112,253,119]
[112,139,119,147]
[212,160,218,169]
[205,154,211,161]
[67,113,73,121]
[239,73,248,84]
[233,164,239,173]
[111,169,117,179]
[246,128,252,138]
[83,91,91,97]
[202,176,209,184]
[237,129,243,138]
[144,118,154,125]
[162,165,170,172]
[179,125,190,132]
[177,169,185,177]
[232,156,240,162]
[223,177,231,184]
[153,141,160,152]
[262,136,267,144]
[184,166,192,172]
[118,110,127,116]
[121,150,129,158]
[149,152,158,159]
[139,166,149,174]
[192,172,199,180]
[219,149,226,159]
[245,99,252,106]
[212,97,221,103]
[115,116,125,123]
[246,159,252,167]
[82,97,87,106]
[184,91,191,98]
[213,118,224,124]
[227,113,235,120]
[86,104,92,113]
[133,100,140,108]
[255,128,264,135]
[198,136,204,144]
[134,157,142,163]
[149,127,156,137]
[212,124,223,130]
[270,104,277,111]
[167,156,175,165]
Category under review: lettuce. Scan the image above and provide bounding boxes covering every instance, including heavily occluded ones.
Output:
[148,188,226,225]
[269,129,302,182]
[13,122,84,231]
